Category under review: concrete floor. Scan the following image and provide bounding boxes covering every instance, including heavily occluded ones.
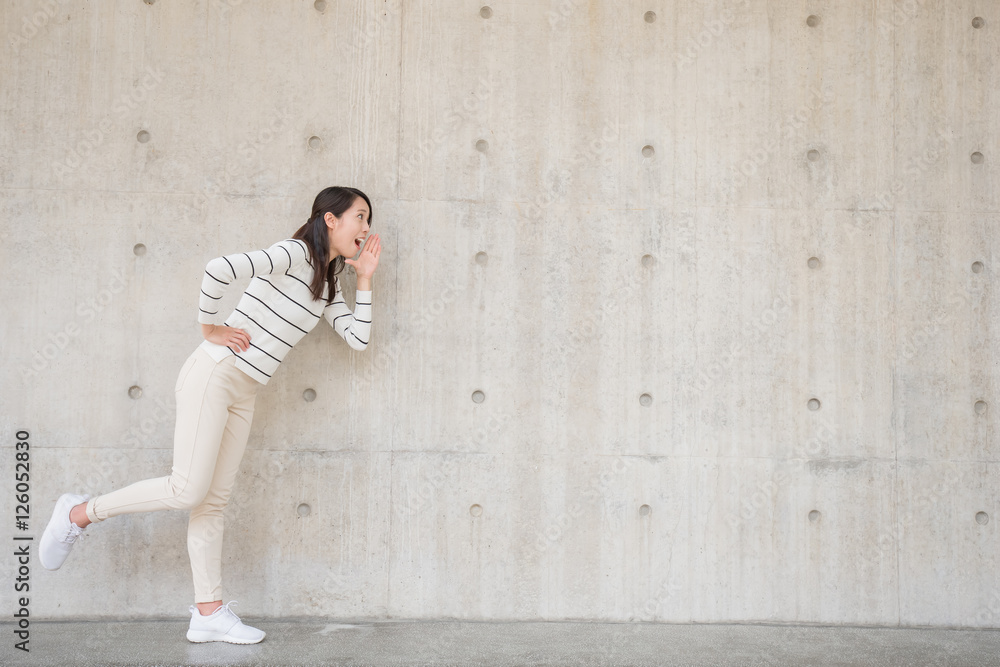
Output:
[4,618,1000,666]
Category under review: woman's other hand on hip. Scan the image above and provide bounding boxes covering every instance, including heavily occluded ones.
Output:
[200,324,251,352]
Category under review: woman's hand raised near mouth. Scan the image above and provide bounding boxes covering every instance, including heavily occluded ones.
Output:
[346,233,381,280]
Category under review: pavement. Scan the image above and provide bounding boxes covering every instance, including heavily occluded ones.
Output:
[4,618,1000,666]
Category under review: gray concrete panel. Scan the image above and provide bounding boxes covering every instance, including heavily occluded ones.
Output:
[1,0,997,632]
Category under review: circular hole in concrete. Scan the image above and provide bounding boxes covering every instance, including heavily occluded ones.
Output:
[303,388,317,402]
[641,254,655,268]
[808,509,821,522]
[475,251,489,265]
[137,130,150,143]
[133,243,147,256]
[972,151,985,164]
[642,145,655,158]
[472,390,485,404]
[480,6,492,19]
[644,11,656,23]
[308,136,323,150]
[297,503,311,517]
[314,0,327,11]
[976,511,989,525]
[975,400,987,414]
[807,149,821,162]
[806,15,820,27]
[639,393,653,406]
[476,139,489,152]
[808,256,821,269]
[972,16,985,29]
[143,0,155,5]
[128,385,142,400]
[972,261,984,273]
[807,398,821,411]
[470,504,483,517]
[639,504,651,516]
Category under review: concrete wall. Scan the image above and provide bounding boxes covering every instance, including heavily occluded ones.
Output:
[2,0,997,627]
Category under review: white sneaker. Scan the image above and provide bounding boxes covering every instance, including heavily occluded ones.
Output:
[39,493,90,570]
[186,601,266,644]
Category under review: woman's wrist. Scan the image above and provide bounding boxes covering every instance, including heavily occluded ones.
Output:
[357,276,371,291]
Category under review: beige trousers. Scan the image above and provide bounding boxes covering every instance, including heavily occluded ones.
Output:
[85,346,261,603]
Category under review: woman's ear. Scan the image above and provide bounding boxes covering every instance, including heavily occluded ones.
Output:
[324,211,337,231]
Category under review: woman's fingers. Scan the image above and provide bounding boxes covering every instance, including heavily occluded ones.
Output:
[230,328,250,352]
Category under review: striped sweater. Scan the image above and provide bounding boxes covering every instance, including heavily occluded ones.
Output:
[196,238,372,385]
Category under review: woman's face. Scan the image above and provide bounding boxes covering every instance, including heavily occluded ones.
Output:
[325,197,371,259]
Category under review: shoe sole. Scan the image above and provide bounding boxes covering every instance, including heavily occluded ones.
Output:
[186,629,265,644]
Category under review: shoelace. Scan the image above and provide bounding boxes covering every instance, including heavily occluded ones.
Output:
[220,601,243,621]
[61,523,84,544]
[214,601,244,632]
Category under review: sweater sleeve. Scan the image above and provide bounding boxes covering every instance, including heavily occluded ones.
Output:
[198,239,312,324]
[323,277,372,351]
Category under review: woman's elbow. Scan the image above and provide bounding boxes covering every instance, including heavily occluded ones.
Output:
[348,332,369,352]
[205,256,231,279]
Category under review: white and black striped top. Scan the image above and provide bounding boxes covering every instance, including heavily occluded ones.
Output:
[196,238,372,385]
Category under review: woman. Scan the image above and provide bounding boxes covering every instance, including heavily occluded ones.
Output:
[39,186,381,644]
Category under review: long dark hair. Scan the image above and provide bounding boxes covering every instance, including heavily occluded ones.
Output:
[293,186,373,305]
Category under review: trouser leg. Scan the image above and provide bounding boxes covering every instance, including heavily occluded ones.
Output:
[188,358,259,603]
[85,348,232,524]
